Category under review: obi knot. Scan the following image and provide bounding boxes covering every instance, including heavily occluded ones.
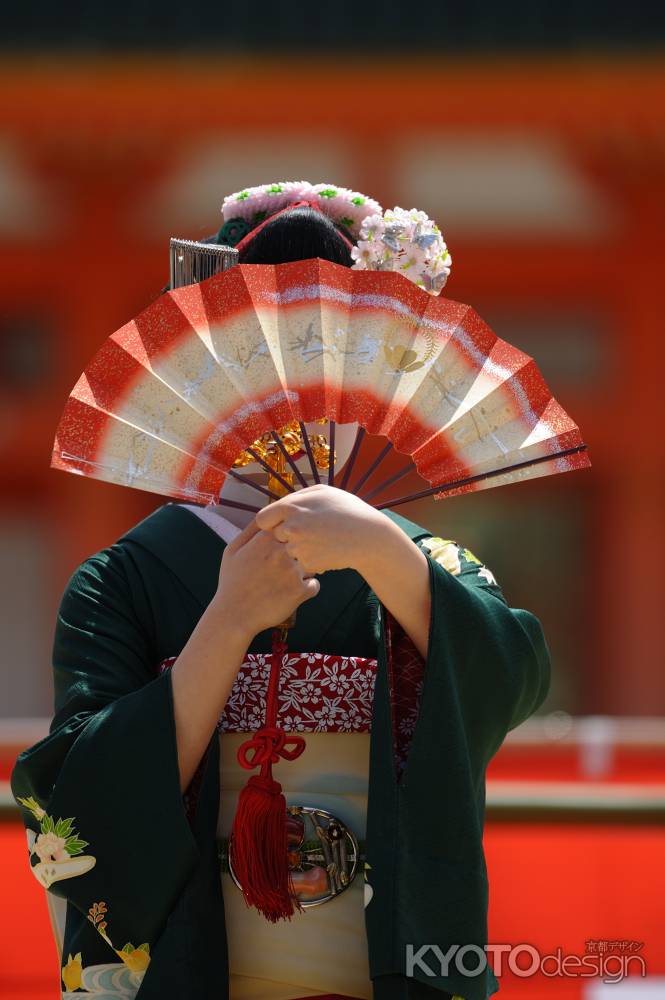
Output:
[237,726,306,770]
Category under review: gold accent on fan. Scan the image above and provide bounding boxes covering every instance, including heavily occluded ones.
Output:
[232,418,336,497]
[232,418,337,631]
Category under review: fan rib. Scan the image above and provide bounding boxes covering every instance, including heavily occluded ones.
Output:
[374,444,588,510]
[339,425,365,491]
[216,498,262,514]
[299,422,321,484]
[271,431,309,489]
[245,447,296,494]
[328,420,336,487]
[360,460,415,503]
[225,467,284,502]
[350,440,394,496]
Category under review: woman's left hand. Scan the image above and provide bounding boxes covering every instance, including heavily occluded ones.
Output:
[254,484,387,575]
[256,483,432,657]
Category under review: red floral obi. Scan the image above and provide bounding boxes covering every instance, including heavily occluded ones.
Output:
[159,651,378,734]
[159,614,425,779]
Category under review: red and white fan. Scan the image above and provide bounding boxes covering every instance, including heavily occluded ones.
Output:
[52,257,589,511]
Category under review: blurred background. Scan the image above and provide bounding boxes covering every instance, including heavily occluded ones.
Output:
[0,5,664,998]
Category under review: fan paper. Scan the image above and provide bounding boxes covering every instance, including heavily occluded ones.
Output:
[52,259,589,504]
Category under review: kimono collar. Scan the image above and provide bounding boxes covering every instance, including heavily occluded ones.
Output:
[117,502,432,650]
[117,503,367,651]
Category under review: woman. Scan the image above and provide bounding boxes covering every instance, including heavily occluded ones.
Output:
[11,190,551,1000]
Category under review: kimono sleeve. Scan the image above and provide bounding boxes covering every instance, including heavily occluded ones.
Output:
[10,544,200,960]
[418,535,551,763]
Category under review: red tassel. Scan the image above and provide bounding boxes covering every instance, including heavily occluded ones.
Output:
[229,628,306,922]
[230,773,297,921]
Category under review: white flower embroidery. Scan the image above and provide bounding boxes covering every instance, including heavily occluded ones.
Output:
[478,566,498,587]
[421,536,462,576]
[312,697,344,723]
[217,652,378,733]
[338,713,365,733]
[281,714,308,732]
[34,831,69,863]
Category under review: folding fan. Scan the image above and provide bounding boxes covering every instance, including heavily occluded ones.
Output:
[52,257,589,512]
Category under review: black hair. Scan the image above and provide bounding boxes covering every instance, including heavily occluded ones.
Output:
[236,205,354,267]
[161,205,353,296]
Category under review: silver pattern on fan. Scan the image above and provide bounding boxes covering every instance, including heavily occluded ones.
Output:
[169,238,239,290]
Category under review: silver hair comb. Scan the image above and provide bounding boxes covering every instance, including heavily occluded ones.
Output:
[169,238,239,290]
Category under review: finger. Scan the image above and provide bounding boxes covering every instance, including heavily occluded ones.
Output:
[225,516,261,553]
[299,577,321,602]
[271,524,291,544]
[255,501,289,531]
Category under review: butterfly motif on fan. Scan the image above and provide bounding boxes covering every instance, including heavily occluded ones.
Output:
[51,257,589,512]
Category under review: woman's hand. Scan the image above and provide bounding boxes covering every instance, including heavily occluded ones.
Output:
[254,483,387,575]
[254,485,431,656]
[173,515,320,792]
[211,518,321,637]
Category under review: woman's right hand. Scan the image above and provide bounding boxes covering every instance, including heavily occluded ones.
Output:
[210,517,321,638]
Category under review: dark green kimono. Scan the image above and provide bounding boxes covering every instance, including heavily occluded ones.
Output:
[11,503,550,1000]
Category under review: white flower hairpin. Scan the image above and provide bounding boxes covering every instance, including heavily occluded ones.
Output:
[351,207,452,295]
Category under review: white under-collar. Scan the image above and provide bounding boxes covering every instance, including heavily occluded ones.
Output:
[175,503,242,544]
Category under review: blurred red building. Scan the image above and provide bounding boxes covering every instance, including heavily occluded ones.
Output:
[0,57,664,999]
[1,59,663,719]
